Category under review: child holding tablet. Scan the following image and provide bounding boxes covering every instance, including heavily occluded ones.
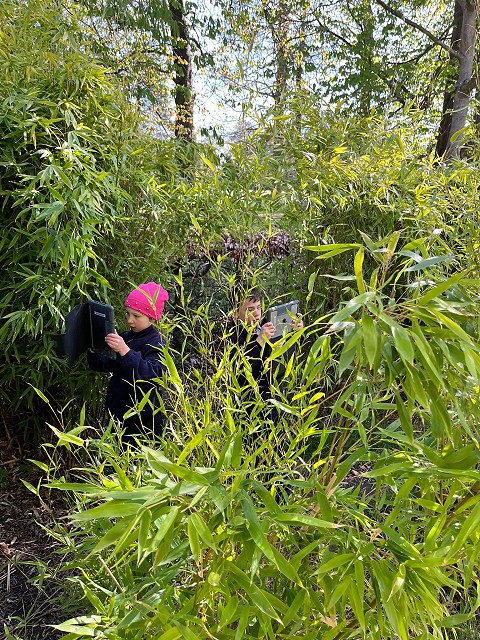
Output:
[87,281,169,440]
[229,287,302,423]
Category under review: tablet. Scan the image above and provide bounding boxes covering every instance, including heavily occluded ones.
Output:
[265,300,299,339]
[88,300,116,359]
[54,302,90,364]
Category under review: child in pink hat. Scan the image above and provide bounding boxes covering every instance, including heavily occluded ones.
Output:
[88,282,169,440]
[124,281,168,321]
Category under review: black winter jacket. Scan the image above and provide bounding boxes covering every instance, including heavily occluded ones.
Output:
[229,322,273,400]
[87,325,166,427]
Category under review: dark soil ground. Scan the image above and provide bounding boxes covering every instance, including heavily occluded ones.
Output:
[0,434,70,640]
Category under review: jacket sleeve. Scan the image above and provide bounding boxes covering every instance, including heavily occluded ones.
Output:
[113,340,167,381]
[87,349,115,373]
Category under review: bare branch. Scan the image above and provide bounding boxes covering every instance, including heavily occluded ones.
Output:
[372,0,462,61]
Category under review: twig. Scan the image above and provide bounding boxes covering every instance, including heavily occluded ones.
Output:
[98,556,124,592]
[0,458,22,466]
[6,561,11,593]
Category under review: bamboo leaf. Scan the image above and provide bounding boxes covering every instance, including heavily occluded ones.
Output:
[395,393,413,442]
[137,508,152,564]
[338,325,362,375]
[362,314,377,368]
[428,309,474,342]
[49,424,84,446]
[146,450,214,486]
[91,517,134,554]
[70,501,140,521]
[189,513,216,549]
[387,563,406,601]
[349,572,366,630]
[404,255,454,272]
[200,154,217,173]
[416,271,465,305]
[305,243,360,253]
[109,460,133,491]
[314,553,355,577]
[157,628,182,640]
[145,507,179,555]
[187,515,201,566]
[228,563,282,622]
[378,312,414,362]
[242,497,300,583]
[219,595,239,628]
[161,349,184,392]
[437,613,474,627]
[448,502,480,557]
[328,575,351,609]
[53,617,102,636]
[354,246,366,294]
[329,293,376,325]
[274,513,338,529]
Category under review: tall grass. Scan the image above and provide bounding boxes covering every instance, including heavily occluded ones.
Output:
[29,232,480,639]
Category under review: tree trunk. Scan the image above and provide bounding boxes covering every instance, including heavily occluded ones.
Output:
[294,0,309,92]
[435,1,463,157]
[272,1,290,108]
[169,0,194,141]
[357,0,375,114]
[373,0,477,159]
[473,84,480,137]
[436,0,477,159]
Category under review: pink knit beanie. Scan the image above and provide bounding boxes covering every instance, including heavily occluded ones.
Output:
[124,282,169,320]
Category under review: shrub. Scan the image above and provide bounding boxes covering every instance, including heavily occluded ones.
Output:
[0,0,142,436]
[41,232,480,639]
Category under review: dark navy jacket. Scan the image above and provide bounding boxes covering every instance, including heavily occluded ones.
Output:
[87,325,166,427]
[229,322,273,400]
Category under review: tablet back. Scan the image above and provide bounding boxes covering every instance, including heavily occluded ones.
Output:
[88,300,116,359]
[54,302,90,364]
[265,300,299,339]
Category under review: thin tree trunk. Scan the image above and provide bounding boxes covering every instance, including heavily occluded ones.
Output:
[373,0,477,160]
[438,0,477,159]
[169,0,194,141]
[473,85,480,138]
[273,1,290,108]
[358,0,375,114]
[435,1,463,157]
[294,0,309,92]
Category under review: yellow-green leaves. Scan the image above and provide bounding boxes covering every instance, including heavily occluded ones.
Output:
[379,312,414,363]
[361,314,378,368]
[329,292,376,325]
[354,245,366,294]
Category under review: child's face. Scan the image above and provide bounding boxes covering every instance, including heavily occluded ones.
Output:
[125,307,152,332]
[237,298,262,326]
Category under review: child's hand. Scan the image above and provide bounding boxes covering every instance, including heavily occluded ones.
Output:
[105,332,130,357]
[291,313,304,331]
[258,322,275,345]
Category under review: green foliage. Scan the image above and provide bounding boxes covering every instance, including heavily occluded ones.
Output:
[454,619,480,640]
[215,0,452,128]
[0,0,144,431]
[38,233,480,639]
[2,9,480,633]
[2,13,480,449]
[146,96,480,320]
